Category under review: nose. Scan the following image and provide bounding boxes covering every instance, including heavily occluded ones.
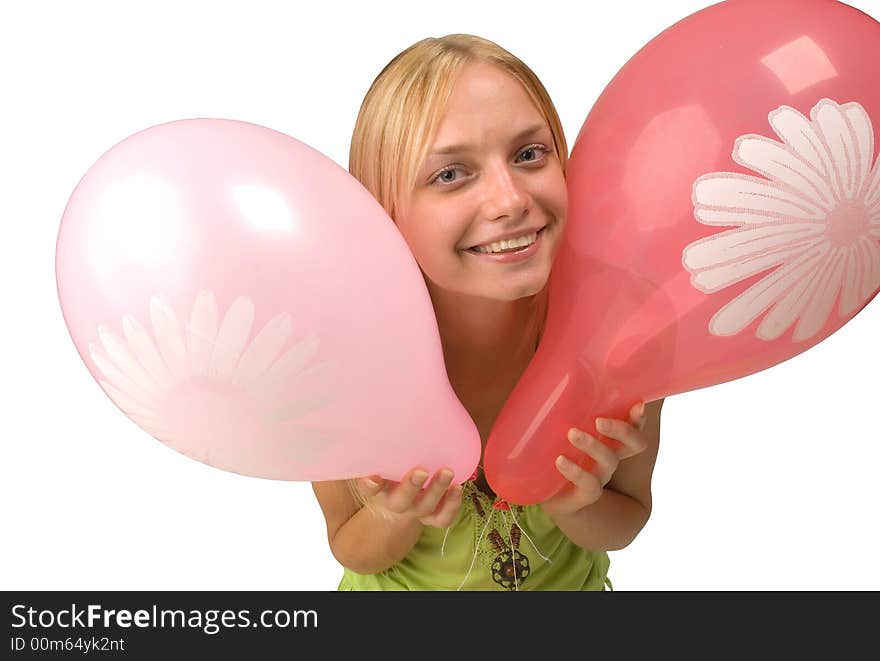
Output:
[481,161,528,221]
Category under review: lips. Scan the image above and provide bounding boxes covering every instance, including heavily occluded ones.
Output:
[467,225,547,252]
[464,226,546,262]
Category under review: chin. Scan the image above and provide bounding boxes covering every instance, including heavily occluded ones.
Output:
[496,277,549,301]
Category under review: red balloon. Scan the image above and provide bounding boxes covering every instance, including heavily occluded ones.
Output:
[485,0,880,504]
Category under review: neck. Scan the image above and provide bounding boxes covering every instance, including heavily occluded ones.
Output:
[427,282,545,375]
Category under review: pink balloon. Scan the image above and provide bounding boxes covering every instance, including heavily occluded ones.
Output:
[56,118,480,483]
[485,0,880,504]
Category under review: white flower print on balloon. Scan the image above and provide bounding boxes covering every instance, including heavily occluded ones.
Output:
[88,291,335,466]
[683,98,880,342]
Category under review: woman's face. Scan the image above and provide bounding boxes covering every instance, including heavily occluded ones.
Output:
[396,62,567,302]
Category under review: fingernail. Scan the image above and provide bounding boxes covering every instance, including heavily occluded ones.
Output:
[556,455,572,469]
[439,469,454,481]
[638,402,646,417]
[570,429,593,445]
[568,428,580,442]
[596,418,609,432]
[411,470,429,487]
[362,477,379,489]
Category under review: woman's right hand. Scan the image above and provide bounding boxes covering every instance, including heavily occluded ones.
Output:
[356,468,463,528]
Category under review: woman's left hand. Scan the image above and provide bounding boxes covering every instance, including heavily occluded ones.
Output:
[539,401,650,518]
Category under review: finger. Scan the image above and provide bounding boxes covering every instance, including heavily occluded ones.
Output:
[420,483,464,528]
[549,456,603,512]
[595,417,648,459]
[629,401,648,431]
[555,455,603,502]
[357,475,385,499]
[411,469,455,518]
[568,428,618,486]
[385,468,429,513]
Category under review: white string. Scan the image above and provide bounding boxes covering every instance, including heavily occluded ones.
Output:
[507,505,552,563]
[448,470,552,591]
[501,510,519,591]
[440,524,452,558]
[440,481,470,558]
[456,506,494,592]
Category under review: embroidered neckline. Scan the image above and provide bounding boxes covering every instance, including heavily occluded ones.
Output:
[466,469,511,510]
[458,478,530,590]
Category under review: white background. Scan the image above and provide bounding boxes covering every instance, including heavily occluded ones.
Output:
[2,0,878,591]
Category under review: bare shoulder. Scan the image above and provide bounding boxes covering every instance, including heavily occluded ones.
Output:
[311,480,361,542]
[607,397,664,512]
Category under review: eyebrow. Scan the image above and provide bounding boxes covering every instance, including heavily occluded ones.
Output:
[427,123,549,157]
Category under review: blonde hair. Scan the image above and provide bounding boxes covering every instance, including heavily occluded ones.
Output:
[346,34,567,507]
[349,33,568,218]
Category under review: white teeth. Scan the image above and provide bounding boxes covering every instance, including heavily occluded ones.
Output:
[473,232,537,254]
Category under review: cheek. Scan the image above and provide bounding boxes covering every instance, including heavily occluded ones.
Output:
[536,169,568,225]
[553,163,569,213]
[535,160,568,217]
[395,204,464,274]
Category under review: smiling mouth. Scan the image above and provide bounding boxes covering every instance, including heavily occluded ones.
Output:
[466,226,547,254]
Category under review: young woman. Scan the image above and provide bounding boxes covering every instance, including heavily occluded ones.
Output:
[312,34,663,590]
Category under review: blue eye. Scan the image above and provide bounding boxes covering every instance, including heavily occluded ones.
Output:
[516,144,549,163]
[431,166,467,186]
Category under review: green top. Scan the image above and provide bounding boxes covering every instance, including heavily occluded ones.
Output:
[339,479,611,591]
